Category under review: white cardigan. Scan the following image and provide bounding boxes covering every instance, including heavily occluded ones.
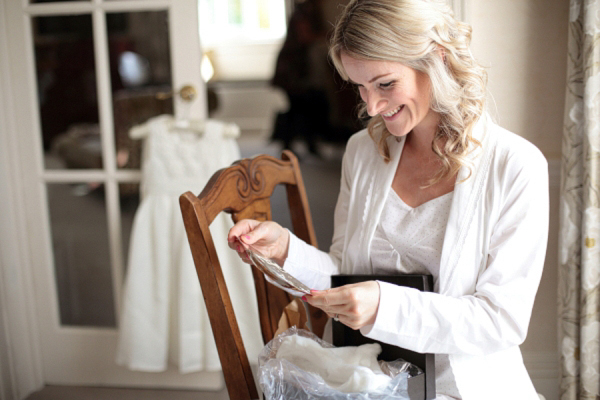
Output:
[283,114,549,399]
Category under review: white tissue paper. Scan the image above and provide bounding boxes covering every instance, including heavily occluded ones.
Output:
[276,334,391,392]
[259,326,411,400]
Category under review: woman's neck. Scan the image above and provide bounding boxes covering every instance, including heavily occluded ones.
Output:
[404,109,442,158]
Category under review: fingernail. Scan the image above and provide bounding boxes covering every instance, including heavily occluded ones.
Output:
[243,235,251,240]
[310,289,319,294]
[302,296,307,301]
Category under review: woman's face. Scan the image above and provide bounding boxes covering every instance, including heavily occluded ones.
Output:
[340,52,438,138]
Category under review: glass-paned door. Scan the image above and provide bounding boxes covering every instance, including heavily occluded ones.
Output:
[6,0,218,388]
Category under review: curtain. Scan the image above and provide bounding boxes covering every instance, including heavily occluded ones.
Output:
[558,0,600,399]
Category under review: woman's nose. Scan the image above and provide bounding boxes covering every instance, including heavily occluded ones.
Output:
[363,90,387,117]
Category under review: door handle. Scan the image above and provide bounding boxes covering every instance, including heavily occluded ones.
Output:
[156,84,197,102]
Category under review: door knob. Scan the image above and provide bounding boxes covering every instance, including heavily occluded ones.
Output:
[156,84,197,102]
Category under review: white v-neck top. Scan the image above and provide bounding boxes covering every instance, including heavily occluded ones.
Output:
[370,189,453,281]
[370,189,460,399]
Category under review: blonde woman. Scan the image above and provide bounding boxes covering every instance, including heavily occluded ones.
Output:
[228,0,548,398]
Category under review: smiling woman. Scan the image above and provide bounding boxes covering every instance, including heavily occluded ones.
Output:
[227,1,550,399]
[330,0,486,189]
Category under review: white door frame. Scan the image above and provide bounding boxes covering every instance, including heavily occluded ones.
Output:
[0,1,45,398]
[0,0,208,397]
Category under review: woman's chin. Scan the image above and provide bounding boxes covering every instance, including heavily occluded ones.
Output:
[385,125,410,138]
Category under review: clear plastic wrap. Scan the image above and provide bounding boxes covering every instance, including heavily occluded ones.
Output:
[258,327,416,400]
[239,238,311,296]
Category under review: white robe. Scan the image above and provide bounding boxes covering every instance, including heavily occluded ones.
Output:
[282,114,549,399]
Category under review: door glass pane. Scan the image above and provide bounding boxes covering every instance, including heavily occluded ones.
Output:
[119,182,140,275]
[33,14,100,170]
[48,183,116,327]
[107,11,173,170]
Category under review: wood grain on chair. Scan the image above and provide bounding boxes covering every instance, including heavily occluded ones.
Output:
[180,150,327,399]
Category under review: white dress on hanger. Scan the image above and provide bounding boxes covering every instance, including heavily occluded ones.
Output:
[116,115,262,373]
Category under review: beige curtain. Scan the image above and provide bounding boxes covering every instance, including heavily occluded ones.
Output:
[558,0,600,399]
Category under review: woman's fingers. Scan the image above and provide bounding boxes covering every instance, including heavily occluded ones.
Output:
[239,221,280,246]
[227,220,261,265]
[227,220,289,265]
[304,282,380,329]
[227,236,250,263]
[227,219,259,247]
[308,287,347,307]
[243,222,289,264]
[305,288,350,320]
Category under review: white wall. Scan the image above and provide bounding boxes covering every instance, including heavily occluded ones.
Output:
[469,0,567,158]
[469,1,569,399]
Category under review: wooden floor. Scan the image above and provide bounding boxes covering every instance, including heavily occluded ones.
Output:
[25,385,230,400]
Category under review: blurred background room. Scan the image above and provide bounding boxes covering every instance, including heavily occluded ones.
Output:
[0,0,580,399]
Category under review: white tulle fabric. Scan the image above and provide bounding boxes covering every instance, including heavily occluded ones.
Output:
[116,115,262,373]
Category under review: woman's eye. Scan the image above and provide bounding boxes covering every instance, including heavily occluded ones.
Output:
[379,81,394,89]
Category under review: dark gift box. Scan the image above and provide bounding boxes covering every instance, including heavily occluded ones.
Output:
[331,274,436,400]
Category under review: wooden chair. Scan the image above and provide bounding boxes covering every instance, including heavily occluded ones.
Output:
[179,150,327,399]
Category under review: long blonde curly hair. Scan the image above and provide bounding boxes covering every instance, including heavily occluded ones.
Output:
[330,0,487,184]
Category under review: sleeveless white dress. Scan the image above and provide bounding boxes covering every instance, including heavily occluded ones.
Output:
[116,115,262,373]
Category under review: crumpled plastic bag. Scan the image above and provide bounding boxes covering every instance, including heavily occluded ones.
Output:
[259,326,415,400]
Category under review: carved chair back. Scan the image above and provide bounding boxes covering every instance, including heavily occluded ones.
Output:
[179,150,327,399]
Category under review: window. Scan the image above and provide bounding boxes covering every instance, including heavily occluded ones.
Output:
[199,0,287,47]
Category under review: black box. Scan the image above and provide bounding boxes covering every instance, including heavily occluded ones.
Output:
[331,274,436,400]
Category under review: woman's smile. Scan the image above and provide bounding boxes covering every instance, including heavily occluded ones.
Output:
[382,105,404,119]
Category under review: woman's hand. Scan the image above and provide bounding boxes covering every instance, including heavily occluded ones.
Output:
[227,219,290,266]
[304,281,381,330]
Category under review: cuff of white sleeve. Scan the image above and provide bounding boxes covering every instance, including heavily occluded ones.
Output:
[281,229,331,290]
[282,229,303,277]
[360,281,417,343]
